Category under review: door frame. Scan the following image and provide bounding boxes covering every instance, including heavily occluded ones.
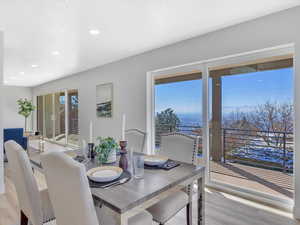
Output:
[146,43,295,210]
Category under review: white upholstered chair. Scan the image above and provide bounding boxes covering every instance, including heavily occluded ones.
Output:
[5,140,55,225]
[40,151,153,225]
[125,129,147,153]
[147,132,199,225]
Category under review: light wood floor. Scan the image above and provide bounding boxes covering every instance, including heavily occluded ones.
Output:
[1,163,300,225]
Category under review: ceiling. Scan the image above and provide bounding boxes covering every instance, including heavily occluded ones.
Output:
[0,0,299,87]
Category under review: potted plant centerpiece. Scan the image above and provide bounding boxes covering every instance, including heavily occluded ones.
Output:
[17,98,35,134]
[95,137,118,164]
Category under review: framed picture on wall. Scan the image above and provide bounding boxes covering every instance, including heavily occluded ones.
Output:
[96,83,113,118]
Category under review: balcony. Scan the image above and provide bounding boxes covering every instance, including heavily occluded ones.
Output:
[156,124,294,200]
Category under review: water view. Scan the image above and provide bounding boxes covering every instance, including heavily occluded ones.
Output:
[155,67,294,173]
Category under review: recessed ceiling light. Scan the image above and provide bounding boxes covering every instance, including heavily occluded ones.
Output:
[31,64,38,68]
[19,72,25,75]
[52,51,60,55]
[89,29,100,35]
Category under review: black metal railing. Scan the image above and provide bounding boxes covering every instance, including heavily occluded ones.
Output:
[223,128,293,172]
[155,124,201,144]
[155,124,294,172]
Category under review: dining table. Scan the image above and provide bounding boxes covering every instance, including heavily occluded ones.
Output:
[28,142,205,225]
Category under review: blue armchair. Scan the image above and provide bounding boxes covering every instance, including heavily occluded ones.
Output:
[4,128,28,151]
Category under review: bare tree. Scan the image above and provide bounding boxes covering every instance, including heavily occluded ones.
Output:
[223,110,253,130]
[223,110,255,153]
[245,101,293,148]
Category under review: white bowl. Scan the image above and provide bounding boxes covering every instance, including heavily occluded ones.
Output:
[144,155,168,166]
[87,166,123,182]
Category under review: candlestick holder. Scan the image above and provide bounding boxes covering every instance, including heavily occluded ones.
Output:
[119,141,128,170]
[88,143,95,159]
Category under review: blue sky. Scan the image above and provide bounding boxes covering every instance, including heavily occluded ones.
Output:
[155,68,293,115]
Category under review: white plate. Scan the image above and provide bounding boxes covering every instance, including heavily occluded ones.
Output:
[144,155,168,166]
[87,166,123,182]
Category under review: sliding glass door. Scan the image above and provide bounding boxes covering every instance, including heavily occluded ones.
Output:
[54,92,66,144]
[37,89,79,146]
[37,96,44,136]
[44,94,54,140]
[154,72,203,160]
[67,89,79,146]
[208,55,294,201]
[149,45,294,205]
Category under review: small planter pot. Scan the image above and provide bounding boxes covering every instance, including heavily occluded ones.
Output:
[95,137,119,164]
[106,149,117,163]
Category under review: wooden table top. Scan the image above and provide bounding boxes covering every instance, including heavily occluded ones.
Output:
[89,160,204,213]
[29,147,205,214]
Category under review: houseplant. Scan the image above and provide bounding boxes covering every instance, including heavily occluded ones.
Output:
[95,137,118,164]
[17,98,35,132]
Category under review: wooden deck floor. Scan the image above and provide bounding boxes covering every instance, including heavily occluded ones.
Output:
[210,161,294,200]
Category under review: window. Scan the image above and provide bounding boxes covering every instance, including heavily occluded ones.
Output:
[54,92,66,144]
[67,89,79,146]
[44,94,54,140]
[148,46,295,206]
[208,55,294,201]
[37,89,79,146]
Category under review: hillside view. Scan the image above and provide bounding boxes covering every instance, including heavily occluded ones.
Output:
[155,67,293,172]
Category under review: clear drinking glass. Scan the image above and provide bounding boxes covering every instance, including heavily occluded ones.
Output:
[133,154,144,179]
[80,139,90,165]
[127,148,134,174]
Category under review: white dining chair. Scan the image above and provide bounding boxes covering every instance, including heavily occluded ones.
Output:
[5,140,55,225]
[125,129,147,153]
[40,151,153,225]
[147,132,200,225]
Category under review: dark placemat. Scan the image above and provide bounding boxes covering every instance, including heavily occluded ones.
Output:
[145,160,180,170]
[74,155,85,163]
[88,170,131,188]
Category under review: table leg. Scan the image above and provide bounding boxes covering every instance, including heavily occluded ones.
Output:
[188,184,193,225]
[116,213,129,225]
[198,177,205,225]
[20,210,28,225]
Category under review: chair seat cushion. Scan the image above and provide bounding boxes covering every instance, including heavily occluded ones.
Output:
[147,190,189,224]
[96,205,153,225]
[40,189,55,223]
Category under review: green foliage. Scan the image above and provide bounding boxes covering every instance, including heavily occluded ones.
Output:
[17,98,35,118]
[155,108,180,147]
[155,108,180,132]
[95,137,118,163]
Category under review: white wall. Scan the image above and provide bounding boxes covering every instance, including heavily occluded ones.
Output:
[32,7,300,215]
[0,31,4,193]
[2,86,32,130]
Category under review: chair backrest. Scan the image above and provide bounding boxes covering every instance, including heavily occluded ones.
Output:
[5,140,43,225]
[4,128,27,150]
[40,151,99,225]
[125,129,147,153]
[160,132,199,164]
[4,128,24,141]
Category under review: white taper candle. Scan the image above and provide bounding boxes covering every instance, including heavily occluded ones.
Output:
[122,114,126,141]
[89,121,93,143]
